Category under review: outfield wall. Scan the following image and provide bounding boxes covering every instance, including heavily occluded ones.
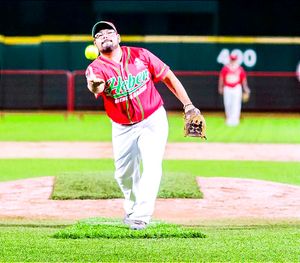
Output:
[0,36,299,111]
[0,70,299,112]
[1,35,300,71]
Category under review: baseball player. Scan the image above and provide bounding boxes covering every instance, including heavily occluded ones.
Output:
[85,21,203,230]
[218,53,251,126]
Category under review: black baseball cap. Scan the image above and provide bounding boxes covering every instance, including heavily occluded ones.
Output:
[92,21,117,38]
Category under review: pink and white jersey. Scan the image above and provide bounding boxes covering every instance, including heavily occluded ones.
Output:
[85,46,170,124]
[220,65,246,88]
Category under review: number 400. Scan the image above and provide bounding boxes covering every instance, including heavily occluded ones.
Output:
[217,48,257,67]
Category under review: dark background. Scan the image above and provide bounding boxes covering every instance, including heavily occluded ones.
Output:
[1,0,299,112]
[1,0,300,36]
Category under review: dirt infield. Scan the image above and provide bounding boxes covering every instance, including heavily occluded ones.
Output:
[0,142,299,223]
[0,176,299,224]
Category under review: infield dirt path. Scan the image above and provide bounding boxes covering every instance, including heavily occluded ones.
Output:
[0,142,299,224]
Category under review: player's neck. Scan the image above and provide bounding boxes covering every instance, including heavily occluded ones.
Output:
[101,46,122,63]
[229,63,239,70]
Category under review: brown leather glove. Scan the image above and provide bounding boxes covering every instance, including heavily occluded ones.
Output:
[184,107,207,139]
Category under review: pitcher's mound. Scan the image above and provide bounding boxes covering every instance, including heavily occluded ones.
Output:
[0,177,299,224]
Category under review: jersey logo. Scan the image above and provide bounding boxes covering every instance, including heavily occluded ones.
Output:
[226,72,239,84]
[105,69,149,103]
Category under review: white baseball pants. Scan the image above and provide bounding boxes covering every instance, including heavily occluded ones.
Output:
[111,106,168,224]
[223,85,242,126]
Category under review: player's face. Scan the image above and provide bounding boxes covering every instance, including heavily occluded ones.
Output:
[94,29,120,53]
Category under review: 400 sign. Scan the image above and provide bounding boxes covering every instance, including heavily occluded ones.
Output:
[217,48,257,67]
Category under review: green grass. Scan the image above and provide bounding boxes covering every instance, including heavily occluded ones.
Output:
[0,159,300,186]
[0,223,299,262]
[53,217,206,239]
[0,159,114,182]
[165,159,300,186]
[1,112,300,143]
[0,113,112,141]
[52,171,202,199]
[52,171,123,199]
[1,112,299,261]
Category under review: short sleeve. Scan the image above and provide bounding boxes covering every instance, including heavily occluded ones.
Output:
[143,49,170,82]
[240,67,246,81]
[85,64,105,98]
[220,66,227,78]
[85,64,103,81]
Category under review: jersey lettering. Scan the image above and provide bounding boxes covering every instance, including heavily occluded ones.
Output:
[86,46,169,124]
[105,69,149,101]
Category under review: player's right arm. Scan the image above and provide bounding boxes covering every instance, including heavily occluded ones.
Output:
[218,66,226,95]
[218,74,224,95]
[87,78,105,95]
[86,66,105,96]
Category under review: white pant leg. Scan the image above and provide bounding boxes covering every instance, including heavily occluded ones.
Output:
[112,121,140,216]
[132,106,168,223]
[223,87,232,123]
[112,106,168,223]
[223,85,242,126]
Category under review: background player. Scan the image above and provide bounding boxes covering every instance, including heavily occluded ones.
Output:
[218,53,251,126]
[85,21,205,230]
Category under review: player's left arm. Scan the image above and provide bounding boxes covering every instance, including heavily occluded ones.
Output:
[242,77,251,94]
[163,70,206,139]
[162,70,195,112]
[241,68,250,94]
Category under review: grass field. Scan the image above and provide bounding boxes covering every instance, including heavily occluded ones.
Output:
[0,112,300,143]
[0,112,300,262]
[0,222,299,262]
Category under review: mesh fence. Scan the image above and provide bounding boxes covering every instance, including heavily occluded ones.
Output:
[74,72,103,111]
[247,75,300,111]
[1,70,299,111]
[74,71,300,111]
[0,70,69,110]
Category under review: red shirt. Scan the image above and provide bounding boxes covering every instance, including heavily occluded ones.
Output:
[86,46,169,124]
[220,65,246,88]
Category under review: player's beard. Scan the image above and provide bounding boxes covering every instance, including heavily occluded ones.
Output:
[101,40,117,54]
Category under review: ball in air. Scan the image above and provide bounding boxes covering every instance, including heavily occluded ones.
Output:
[85,45,99,60]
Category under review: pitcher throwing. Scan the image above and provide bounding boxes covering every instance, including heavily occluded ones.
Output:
[85,21,206,230]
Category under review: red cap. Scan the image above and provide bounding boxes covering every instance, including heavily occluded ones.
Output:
[229,54,238,61]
